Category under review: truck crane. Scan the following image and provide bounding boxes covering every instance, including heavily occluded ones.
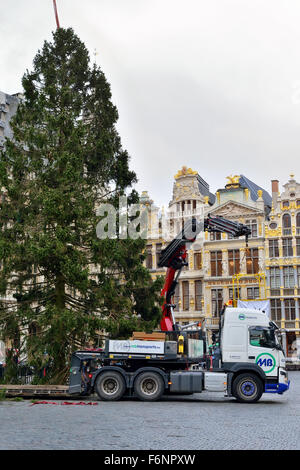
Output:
[68,215,289,403]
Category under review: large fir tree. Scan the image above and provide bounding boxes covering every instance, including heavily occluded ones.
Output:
[0,28,163,383]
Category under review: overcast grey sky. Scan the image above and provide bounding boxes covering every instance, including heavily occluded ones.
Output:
[1,0,300,206]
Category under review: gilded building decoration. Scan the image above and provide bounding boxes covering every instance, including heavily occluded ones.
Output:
[226,175,240,187]
[265,226,282,238]
[174,166,198,179]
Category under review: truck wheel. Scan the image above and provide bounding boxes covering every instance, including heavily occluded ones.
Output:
[95,371,126,401]
[232,373,263,403]
[134,372,164,401]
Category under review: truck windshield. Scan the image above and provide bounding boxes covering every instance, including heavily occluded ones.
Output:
[249,327,277,348]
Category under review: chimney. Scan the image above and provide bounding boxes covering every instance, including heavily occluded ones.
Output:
[271,180,279,207]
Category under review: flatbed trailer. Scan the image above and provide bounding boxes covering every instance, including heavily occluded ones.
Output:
[69,334,208,401]
[0,384,70,398]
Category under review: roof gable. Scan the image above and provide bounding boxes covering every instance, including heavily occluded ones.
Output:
[207,200,264,219]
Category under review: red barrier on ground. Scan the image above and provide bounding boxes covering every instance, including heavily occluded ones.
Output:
[30,401,98,406]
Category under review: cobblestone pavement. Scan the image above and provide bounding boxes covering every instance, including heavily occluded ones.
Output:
[0,371,298,450]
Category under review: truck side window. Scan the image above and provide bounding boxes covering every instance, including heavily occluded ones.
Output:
[249,328,261,347]
[249,327,276,348]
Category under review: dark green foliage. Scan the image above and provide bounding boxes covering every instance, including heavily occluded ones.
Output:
[0,28,163,383]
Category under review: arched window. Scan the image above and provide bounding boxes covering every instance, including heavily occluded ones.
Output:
[296,213,300,236]
[282,214,292,235]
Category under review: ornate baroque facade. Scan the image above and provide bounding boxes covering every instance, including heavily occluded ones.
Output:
[265,175,300,357]
[143,168,300,360]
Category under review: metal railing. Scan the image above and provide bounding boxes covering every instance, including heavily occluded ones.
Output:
[0,365,51,384]
[205,317,220,328]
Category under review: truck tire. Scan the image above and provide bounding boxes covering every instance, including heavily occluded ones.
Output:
[134,371,164,401]
[95,371,126,401]
[232,373,263,403]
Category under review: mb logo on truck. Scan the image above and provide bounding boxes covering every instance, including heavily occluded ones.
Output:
[256,353,276,373]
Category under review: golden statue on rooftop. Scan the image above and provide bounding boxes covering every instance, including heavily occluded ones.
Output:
[226,175,240,185]
[174,166,198,179]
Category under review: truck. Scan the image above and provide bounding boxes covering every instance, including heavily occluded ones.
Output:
[68,216,290,403]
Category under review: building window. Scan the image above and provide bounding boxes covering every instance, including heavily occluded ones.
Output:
[246,248,259,274]
[229,287,240,301]
[28,322,38,337]
[155,243,162,268]
[268,239,279,258]
[194,252,202,270]
[269,267,281,290]
[245,219,258,238]
[282,214,292,236]
[146,245,152,269]
[297,266,300,287]
[228,249,240,275]
[296,238,300,256]
[271,299,281,323]
[210,232,221,241]
[211,289,223,317]
[287,332,297,356]
[210,251,222,277]
[195,280,203,311]
[284,299,296,320]
[282,201,290,208]
[283,266,295,289]
[247,287,260,299]
[182,281,189,311]
[296,213,300,235]
[173,284,180,312]
[282,238,293,257]
[183,252,189,271]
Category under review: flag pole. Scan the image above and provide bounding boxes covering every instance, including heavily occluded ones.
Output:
[53,0,60,29]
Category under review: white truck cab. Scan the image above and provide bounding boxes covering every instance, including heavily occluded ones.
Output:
[221,307,283,375]
[217,306,289,400]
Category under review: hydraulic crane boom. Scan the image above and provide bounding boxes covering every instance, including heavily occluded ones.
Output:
[158,215,251,331]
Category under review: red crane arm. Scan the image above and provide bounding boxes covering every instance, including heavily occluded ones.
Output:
[158,216,251,331]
